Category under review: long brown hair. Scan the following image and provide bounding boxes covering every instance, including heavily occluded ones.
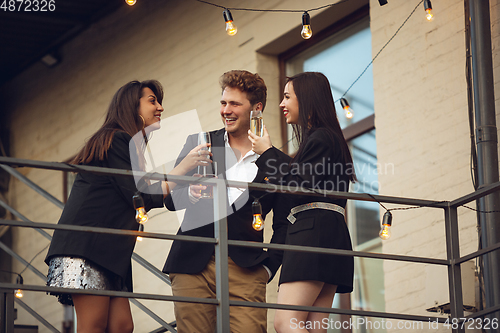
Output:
[72,80,163,164]
[287,72,356,182]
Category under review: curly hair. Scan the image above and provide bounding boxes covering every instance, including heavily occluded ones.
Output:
[219,70,267,110]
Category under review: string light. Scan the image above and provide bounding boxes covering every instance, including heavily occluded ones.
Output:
[301,12,312,39]
[125,0,136,6]
[252,199,264,231]
[340,98,354,119]
[15,275,24,298]
[137,224,144,242]
[424,0,433,21]
[223,9,238,36]
[133,193,148,224]
[379,211,392,240]
[197,0,423,99]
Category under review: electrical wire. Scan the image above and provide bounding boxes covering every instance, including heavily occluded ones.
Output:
[195,0,350,13]
[340,0,424,100]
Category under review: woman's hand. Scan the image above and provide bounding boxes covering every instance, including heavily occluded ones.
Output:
[172,143,212,176]
[163,143,212,198]
[248,126,272,155]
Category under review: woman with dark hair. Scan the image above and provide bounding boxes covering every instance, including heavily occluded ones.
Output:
[45,80,210,333]
[249,72,356,333]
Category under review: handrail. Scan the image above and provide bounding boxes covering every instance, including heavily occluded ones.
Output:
[2,156,500,333]
[0,282,449,324]
[0,156,449,208]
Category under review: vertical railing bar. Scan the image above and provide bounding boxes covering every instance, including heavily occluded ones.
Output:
[14,297,61,333]
[1,289,15,333]
[129,298,177,332]
[444,205,465,333]
[213,178,230,332]
[0,165,65,209]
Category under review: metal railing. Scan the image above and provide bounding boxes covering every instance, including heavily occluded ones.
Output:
[1,156,499,333]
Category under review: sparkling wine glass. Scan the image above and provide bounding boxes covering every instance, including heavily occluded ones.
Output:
[250,110,264,137]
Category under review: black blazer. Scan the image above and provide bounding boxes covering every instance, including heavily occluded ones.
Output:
[163,129,289,281]
[256,128,350,209]
[45,131,165,291]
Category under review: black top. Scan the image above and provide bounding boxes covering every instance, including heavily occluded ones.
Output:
[162,128,289,282]
[256,128,350,209]
[45,131,165,291]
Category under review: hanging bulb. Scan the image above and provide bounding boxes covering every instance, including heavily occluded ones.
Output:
[379,211,392,240]
[223,9,237,36]
[137,223,144,242]
[15,275,23,298]
[133,193,148,224]
[301,12,312,39]
[252,199,264,231]
[340,98,354,119]
[125,0,136,6]
[424,0,433,21]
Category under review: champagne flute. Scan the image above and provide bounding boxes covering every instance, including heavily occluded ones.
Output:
[198,132,211,152]
[200,161,217,199]
[197,132,211,175]
[250,110,264,137]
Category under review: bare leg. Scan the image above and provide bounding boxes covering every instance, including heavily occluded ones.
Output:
[72,294,110,333]
[306,283,337,333]
[106,297,133,333]
[274,281,324,333]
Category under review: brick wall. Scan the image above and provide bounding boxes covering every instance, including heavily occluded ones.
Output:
[372,0,499,331]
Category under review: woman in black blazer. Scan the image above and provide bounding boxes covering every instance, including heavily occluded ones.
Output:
[249,72,356,333]
[45,80,210,333]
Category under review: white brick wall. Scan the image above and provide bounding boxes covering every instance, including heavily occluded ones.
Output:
[372,0,499,331]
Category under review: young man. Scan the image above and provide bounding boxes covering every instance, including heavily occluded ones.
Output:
[163,70,288,333]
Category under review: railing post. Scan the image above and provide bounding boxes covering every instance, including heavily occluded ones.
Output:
[444,205,465,333]
[213,178,230,332]
[0,288,15,333]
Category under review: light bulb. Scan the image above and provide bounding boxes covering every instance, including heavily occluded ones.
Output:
[125,0,136,6]
[135,207,148,224]
[223,9,237,36]
[340,98,354,119]
[252,214,264,231]
[301,12,312,39]
[252,199,264,231]
[379,211,392,240]
[133,194,148,224]
[424,0,433,21]
[137,224,144,242]
[15,275,23,298]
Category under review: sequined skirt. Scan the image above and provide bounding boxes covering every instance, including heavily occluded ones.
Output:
[47,256,126,306]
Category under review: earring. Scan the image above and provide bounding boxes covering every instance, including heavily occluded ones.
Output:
[139,115,145,130]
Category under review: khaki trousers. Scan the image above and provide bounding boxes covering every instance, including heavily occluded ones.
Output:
[170,256,268,333]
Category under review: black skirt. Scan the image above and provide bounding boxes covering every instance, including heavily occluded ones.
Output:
[279,209,354,293]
